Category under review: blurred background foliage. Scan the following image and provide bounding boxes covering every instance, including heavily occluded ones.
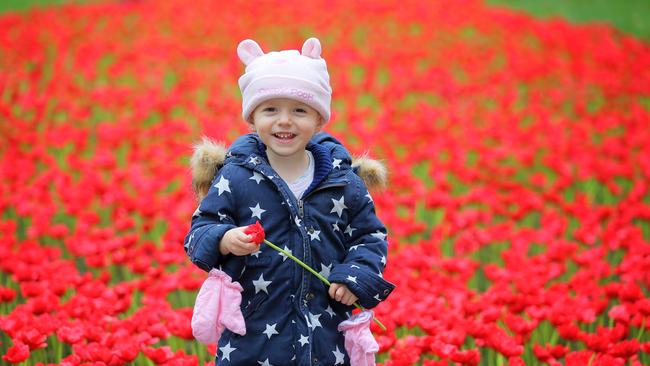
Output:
[488,0,650,41]
[1,0,649,42]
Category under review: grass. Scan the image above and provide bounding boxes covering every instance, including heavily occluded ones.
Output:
[487,0,650,42]
[0,0,87,13]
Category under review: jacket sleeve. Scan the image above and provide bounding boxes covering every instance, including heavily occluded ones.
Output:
[328,178,395,308]
[184,165,238,272]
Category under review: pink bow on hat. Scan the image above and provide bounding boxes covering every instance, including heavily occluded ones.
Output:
[338,310,379,366]
[191,268,246,344]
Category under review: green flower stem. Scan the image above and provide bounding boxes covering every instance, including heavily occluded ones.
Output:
[636,318,646,341]
[56,337,63,362]
[263,239,387,331]
[587,353,596,366]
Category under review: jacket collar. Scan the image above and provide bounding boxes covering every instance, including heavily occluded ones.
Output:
[225,132,352,194]
[305,141,332,194]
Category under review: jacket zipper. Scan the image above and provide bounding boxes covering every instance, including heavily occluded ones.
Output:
[297,181,347,219]
[295,180,347,362]
[298,199,304,218]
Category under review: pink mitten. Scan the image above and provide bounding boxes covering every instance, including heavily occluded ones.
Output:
[337,310,379,366]
[192,269,246,344]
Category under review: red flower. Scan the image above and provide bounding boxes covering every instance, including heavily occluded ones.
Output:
[207,344,217,356]
[557,322,582,341]
[608,339,640,359]
[57,325,85,345]
[114,343,139,363]
[18,328,47,350]
[534,343,569,362]
[2,342,30,363]
[643,342,650,354]
[608,305,630,324]
[508,357,525,366]
[244,221,266,245]
[565,350,593,366]
[0,287,16,302]
[143,346,175,364]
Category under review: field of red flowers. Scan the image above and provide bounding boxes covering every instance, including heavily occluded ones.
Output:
[1,0,650,365]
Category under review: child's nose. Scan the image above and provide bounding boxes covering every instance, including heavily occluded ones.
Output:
[277,111,292,124]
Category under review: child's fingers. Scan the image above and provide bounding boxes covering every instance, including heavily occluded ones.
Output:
[341,290,351,304]
[343,292,358,305]
[328,283,358,305]
[248,243,261,254]
[237,242,259,255]
[227,243,245,256]
[333,285,347,302]
[235,231,253,243]
[227,237,257,255]
[335,287,344,302]
[230,232,253,250]
[328,283,341,300]
[221,228,258,256]
[339,287,354,305]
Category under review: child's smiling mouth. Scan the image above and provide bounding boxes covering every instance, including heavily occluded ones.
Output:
[272,132,297,140]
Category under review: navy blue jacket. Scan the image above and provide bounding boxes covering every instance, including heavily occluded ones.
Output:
[184,132,395,365]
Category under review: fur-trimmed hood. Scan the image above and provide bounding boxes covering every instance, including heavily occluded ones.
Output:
[191,134,387,201]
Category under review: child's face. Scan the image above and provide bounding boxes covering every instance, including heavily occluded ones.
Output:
[249,98,324,161]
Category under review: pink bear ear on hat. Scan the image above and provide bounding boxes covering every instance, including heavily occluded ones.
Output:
[301,37,322,59]
[237,39,265,66]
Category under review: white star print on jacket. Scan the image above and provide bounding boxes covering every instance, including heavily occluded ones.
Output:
[184,133,394,365]
[214,176,231,195]
[252,274,271,294]
[330,195,347,217]
[220,342,236,361]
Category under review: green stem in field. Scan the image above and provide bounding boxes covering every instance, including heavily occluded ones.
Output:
[587,353,596,366]
[496,353,505,366]
[196,342,206,364]
[636,318,646,341]
[263,239,386,331]
[549,329,559,345]
[56,338,63,362]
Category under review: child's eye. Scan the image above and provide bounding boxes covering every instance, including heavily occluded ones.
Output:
[295,108,307,113]
[263,107,276,112]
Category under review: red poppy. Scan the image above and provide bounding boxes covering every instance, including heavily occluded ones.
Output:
[244,221,266,245]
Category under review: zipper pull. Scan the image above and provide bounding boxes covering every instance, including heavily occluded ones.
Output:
[298,200,304,218]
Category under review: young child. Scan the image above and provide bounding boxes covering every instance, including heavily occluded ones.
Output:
[185,37,394,365]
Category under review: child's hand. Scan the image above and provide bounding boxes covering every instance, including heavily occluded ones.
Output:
[328,283,358,306]
[220,227,260,256]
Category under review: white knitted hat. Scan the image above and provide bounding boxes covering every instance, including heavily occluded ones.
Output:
[237,38,332,122]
